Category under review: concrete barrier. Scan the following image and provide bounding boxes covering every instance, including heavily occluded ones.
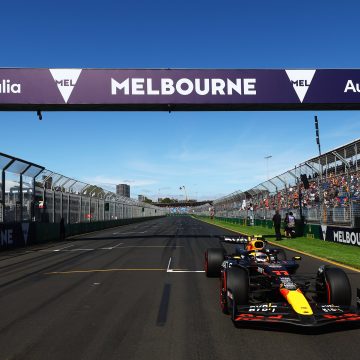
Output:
[0,216,164,250]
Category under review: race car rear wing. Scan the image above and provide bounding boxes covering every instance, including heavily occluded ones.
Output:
[221,235,266,244]
[222,236,249,243]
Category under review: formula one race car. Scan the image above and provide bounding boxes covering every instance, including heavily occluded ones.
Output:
[205,235,360,329]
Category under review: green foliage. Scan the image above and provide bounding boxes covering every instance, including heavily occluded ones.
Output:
[195,216,360,270]
[160,197,178,204]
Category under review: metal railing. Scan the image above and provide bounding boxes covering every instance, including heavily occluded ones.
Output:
[0,152,167,223]
[196,138,360,227]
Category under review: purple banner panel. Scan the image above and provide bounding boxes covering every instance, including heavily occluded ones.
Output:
[0,68,360,110]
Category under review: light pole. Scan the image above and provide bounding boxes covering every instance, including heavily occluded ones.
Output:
[264,155,272,180]
[179,186,188,201]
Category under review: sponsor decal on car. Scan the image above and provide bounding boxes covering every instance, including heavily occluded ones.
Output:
[280,277,297,290]
[321,305,343,313]
[249,304,278,313]
[267,264,283,268]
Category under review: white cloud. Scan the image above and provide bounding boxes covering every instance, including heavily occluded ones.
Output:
[84,175,158,188]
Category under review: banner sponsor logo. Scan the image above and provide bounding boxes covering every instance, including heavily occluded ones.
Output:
[333,230,360,246]
[344,80,360,93]
[49,69,82,103]
[285,69,316,102]
[2,68,360,109]
[323,226,360,247]
[0,228,13,246]
[111,77,257,96]
[0,79,21,94]
[0,223,34,249]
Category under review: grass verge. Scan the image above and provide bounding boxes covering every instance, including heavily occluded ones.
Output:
[195,216,360,270]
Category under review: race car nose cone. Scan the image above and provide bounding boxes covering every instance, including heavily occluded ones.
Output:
[280,288,313,316]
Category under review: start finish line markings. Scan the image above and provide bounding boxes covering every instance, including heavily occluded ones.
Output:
[41,245,184,252]
[44,257,205,276]
[166,257,205,273]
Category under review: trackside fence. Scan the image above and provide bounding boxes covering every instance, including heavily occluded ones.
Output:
[192,139,360,228]
[0,152,167,225]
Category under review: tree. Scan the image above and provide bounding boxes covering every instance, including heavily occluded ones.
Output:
[160,197,178,204]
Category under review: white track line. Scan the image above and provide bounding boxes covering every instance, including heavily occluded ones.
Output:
[112,231,147,235]
[170,270,205,273]
[50,248,94,252]
[167,257,173,272]
[100,243,124,250]
[121,246,183,249]
[53,244,76,252]
[166,256,205,273]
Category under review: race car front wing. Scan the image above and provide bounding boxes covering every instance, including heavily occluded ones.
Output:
[231,290,360,329]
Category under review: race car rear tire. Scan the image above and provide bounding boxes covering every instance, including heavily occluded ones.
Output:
[226,267,249,313]
[317,267,352,306]
[205,248,225,277]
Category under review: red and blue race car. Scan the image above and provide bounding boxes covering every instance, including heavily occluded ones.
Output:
[205,235,360,329]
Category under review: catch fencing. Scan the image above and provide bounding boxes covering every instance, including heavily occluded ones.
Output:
[0,152,166,224]
[193,139,360,228]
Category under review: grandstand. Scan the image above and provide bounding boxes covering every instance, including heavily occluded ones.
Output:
[193,138,360,228]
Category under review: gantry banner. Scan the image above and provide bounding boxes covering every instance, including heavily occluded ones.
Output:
[0,68,360,110]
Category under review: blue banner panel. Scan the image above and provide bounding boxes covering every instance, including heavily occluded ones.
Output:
[1,69,360,110]
[321,225,360,247]
[0,223,31,250]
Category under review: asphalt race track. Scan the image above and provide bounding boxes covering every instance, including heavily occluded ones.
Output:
[0,216,359,360]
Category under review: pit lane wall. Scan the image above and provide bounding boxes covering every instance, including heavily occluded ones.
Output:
[194,216,360,248]
[0,216,164,250]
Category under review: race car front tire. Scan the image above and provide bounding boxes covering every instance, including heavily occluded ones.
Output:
[225,267,249,314]
[317,266,352,306]
[205,248,225,277]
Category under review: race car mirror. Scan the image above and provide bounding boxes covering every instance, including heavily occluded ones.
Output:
[292,256,302,261]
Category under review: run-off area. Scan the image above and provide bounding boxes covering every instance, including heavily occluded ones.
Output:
[0,216,359,360]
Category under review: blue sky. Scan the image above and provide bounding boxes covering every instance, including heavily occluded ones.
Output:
[1,0,360,200]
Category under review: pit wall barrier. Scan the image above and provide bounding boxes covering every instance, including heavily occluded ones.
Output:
[0,216,164,251]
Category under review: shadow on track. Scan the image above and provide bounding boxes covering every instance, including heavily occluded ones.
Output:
[233,321,360,335]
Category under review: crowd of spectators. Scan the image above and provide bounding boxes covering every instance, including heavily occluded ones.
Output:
[251,169,360,211]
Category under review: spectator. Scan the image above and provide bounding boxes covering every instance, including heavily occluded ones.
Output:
[284,212,289,237]
[272,210,282,240]
[287,212,296,238]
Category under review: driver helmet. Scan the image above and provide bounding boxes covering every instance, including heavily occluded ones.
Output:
[246,238,265,251]
[249,251,269,263]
